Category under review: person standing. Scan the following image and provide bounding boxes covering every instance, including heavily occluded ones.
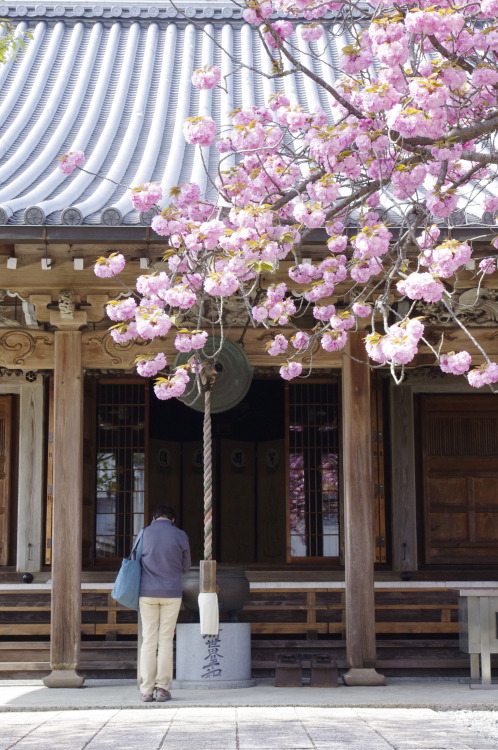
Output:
[138,505,191,702]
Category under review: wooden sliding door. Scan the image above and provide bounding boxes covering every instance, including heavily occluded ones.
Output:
[421,395,498,565]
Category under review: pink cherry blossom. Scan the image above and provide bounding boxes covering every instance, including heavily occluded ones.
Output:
[183,116,216,147]
[405,9,444,35]
[397,273,444,303]
[349,260,379,284]
[94,253,126,278]
[130,183,162,211]
[382,325,419,365]
[136,272,171,297]
[279,361,303,380]
[191,65,221,90]
[172,182,201,209]
[468,363,498,388]
[426,190,458,219]
[110,321,138,344]
[479,257,496,275]
[162,285,197,309]
[204,272,239,297]
[154,371,190,400]
[313,304,336,321]
[136,352,167,378]
[135,310,173,340]
[440,351,472,375]
[330,312,355,331]
[267,334,289,356]
[471,68,498,88]
[242,0,272,24]
[409,77,449,110]
[405,319,424,342]
[481,0,498,16]
[484,196,498,213]
[352,223,392,258]
[326,235,348,254]
[174,330,208,353]
[420,240,472,278]
[58,150,85,174]
[293,202,326,228]
[291,331,310,349]
[300,25,323,41]
[365,333,387,364]
[352,302,372,318]
[263,20,294,50]
[321,330,347,352]
[106,297,137,322]
[304,281,336,303]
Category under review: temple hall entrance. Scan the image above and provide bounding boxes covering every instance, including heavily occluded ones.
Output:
[148,379,287,565]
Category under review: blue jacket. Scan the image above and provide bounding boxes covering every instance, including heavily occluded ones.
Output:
[139,519,191,598]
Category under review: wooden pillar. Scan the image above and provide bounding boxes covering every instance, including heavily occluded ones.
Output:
[390,383,418,573]
[341,332,384,686]
[43,331,84,688]
[17,382,45,572]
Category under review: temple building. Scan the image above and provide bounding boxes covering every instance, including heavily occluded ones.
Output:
[0,1,497,686]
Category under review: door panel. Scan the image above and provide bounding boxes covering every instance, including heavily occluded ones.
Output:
[219,439,256,563]
[181,441,205,565]
[421,395,498,565]
[0,396,13,566]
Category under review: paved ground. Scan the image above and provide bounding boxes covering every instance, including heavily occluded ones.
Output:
[1,705,498,750]
[0,680,498,748]
[1,678,498,711]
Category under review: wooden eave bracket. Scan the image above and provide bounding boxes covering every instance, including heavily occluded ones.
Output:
[29,293,109,328]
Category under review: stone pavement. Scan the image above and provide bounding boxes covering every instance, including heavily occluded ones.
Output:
[1,705,498,750]
[0,680,498,749]
[0,678,498,711]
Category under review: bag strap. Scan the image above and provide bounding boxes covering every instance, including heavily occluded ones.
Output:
[130,528,144,561]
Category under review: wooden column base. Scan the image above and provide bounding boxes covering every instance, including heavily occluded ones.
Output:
[43,669,85,688]
[343,668,385,686]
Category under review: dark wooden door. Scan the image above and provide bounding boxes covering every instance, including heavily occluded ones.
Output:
[0,396,13,566]
[421,394,498,565]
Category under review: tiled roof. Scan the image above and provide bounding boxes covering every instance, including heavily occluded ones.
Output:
[0,2,494,229]
[0,1,348,227]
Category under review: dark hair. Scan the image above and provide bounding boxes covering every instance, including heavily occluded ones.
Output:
[151,505,176,521]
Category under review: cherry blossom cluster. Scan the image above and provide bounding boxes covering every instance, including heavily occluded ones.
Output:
[365,319,425,367]
[52,0,498,392]
[191,65,221,90]
[58,150,85,175]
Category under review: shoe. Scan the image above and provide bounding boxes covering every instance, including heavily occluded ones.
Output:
[155,688,171,702]
[141,693,154,702]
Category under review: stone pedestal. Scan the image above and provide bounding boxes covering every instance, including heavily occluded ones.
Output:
[343,668,385,686]
[42,669,84,688]
[174,623,256,689]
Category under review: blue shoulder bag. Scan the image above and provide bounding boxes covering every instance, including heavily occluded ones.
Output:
[111,529,144,611]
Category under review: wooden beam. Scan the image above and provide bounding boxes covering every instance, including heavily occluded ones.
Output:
[80,328,343,370]
[43,331,84,688]
[341,332,384,686]
[0,328,343,370]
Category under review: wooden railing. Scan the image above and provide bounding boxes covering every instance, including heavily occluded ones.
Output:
[0,585,463,674]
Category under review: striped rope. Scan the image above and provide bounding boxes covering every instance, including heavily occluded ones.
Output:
[203,387,213,561]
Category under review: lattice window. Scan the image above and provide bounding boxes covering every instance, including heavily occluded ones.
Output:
[95,381,146,559]
[287,381,340,559]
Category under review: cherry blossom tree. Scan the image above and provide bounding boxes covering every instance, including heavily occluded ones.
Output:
[59,0,498,394]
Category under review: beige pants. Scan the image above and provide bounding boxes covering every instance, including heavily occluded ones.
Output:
[139,596,182,695]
